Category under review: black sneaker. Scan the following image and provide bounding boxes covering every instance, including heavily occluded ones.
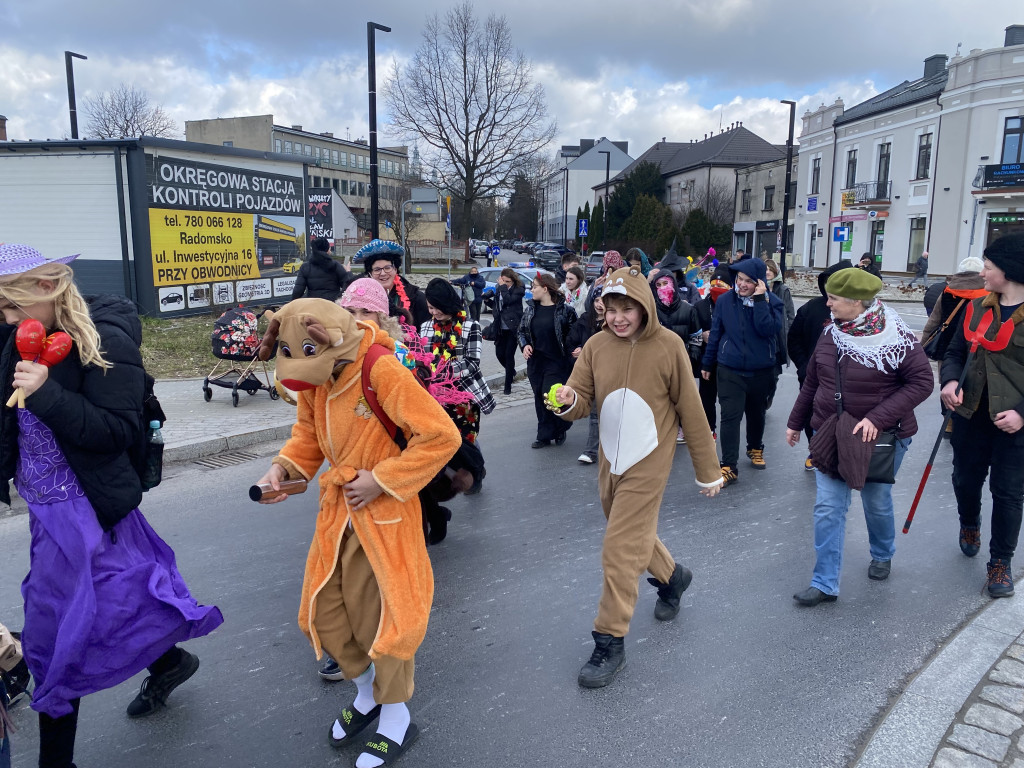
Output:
[987,559,1015,598]
[1,659,31,707]
[126,649,200,718]
[577,632,625,689]
[648,563,693,621]
[319,656,345,682]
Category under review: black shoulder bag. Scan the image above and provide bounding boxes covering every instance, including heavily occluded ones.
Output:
[834,352,899,485]
[921,298,966,361]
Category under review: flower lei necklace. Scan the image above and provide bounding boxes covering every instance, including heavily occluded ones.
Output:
[392,275,411,310]
[430,310,466,373]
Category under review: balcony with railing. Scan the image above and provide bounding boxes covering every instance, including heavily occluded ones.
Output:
[840,180,892,208]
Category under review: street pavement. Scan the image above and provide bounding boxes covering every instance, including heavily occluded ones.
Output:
[0,271,1020,768]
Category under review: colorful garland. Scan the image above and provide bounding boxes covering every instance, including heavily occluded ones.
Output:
[429,310,466,373]
[392,276,411,311]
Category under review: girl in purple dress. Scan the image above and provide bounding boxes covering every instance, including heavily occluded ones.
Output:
[0,245,223,768]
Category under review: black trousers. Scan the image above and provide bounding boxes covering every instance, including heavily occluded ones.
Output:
[716,365,773,469]
[699,363,718,432]
[468,301,483,322]
[527,355,570,443]
[952,410,1024,561]
[494,330,518,391]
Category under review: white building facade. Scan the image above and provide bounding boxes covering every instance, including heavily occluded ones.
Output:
[539,138,632,245]
[795,25,1024,275]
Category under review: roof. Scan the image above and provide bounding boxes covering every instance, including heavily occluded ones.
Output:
[834,69,948,126]
[599,127,784,188]
[1,136,308,166]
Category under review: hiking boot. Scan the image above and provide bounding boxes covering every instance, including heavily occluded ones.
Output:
[959,526,981,558]
[987,559,1015,598]
[126,649,200,718]
[793,587,838,607]
[746,447,766,470]
[868,560,891,581]
[648,563,693,621]
[577,632,625,689]
[804,455,815,471]
[720,465,738,488]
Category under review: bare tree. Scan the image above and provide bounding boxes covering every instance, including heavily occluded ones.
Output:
[83,83,177,139]
[674,177,736,227]
[384,2,556,240]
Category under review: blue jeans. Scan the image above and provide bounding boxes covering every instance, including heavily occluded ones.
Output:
[810,437,911,595]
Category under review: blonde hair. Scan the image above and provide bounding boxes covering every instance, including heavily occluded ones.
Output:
[0,263,111,369]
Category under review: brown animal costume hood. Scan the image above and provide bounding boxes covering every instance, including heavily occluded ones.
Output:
[600,266,662,343]
[263,298,461,661]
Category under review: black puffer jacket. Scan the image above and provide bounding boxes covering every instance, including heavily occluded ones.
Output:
[291,249,353,301]
[787,260,852,381]
[518,300,577,356]
[0,296,146,531]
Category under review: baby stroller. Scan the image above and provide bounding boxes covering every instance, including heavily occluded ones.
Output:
[202,306,279,407]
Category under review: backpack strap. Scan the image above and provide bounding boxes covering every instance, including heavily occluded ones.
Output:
[361,344,407,449]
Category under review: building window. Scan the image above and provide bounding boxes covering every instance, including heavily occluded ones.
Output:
[303,145,312,157]
[350,153,357,168]
[877,142,891,182]
[332,179,339,191]
[846,149,857,188]
[284,140,292,153]
[339,152,347,167]
[811,157,821,195]
[1002,116,1024,164]
[907,218,926,270]
[332,150,340,165]
[274,139,282,153]
[762,185,775,211]
[741,189,751,213]
[340,180,349,195]
[358,182,366,197]
[915,134,932,179]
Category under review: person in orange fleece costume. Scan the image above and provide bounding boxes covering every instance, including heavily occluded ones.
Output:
[254,298,460,768]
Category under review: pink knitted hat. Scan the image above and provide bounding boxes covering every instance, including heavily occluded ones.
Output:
[339,277,389,314]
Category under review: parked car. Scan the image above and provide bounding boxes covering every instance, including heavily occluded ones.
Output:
[470,239,489,257]
[533,249,562,271]
[476,266,554,303]
[514,241,531,254]
[584,251,606,282]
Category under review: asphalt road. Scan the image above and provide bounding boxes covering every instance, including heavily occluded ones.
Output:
[0,367,999,768]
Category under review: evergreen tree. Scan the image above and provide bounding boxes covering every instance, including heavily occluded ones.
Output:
[589,198,605,252]
[606,162,664,238]
[574,205,584,251]
[618,195,672,243]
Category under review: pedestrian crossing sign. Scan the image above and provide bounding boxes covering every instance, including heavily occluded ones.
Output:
[578,219,588,237]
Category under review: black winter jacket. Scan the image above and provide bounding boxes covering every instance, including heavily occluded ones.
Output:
[787,260,853,381]
[489,283,525,333]
[518,300,577,356]
[291,250,353,301]
[652,273,699,343]
[0,296,146,530]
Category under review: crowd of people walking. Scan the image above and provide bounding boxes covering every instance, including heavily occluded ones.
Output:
[2,232,1023,768]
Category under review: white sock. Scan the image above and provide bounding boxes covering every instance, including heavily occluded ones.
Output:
[356,702,411,768]
[331,664,376,741]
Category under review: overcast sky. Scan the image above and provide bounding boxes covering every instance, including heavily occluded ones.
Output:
[1,1,1021,165]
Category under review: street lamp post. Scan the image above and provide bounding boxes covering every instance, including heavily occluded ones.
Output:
[64,51,87,139]
[598,150,611,247]
[367,21,391,240]
[779,99,797,281]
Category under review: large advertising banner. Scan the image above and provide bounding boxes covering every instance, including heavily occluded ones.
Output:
[146,155,306,313]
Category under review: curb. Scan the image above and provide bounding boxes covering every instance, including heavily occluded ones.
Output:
[162,363,530,466]
[853,596,1024,768]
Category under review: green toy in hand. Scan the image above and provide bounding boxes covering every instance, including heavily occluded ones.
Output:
[547,383,564,410]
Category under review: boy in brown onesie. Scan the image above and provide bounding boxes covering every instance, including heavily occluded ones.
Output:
[548,266,723,688]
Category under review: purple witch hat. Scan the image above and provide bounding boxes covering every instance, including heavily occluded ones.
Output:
[0,244,79,276]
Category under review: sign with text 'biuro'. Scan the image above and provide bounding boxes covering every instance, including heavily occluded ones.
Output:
[149,209,260,287]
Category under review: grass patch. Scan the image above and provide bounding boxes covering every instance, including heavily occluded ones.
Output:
[141,313,229,379]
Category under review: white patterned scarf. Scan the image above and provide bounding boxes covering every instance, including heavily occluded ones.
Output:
[829,301,917,372]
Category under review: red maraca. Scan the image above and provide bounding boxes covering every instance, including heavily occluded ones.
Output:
[7,321,74,408]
